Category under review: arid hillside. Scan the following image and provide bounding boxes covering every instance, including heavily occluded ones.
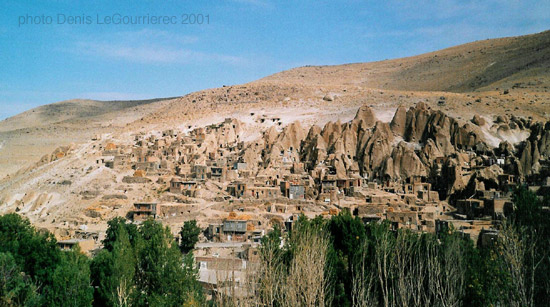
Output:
[0,30,549,241]
[0,30,549,181]
[0,98,174,178]
[262,30,550,92]
[0,98,174,132]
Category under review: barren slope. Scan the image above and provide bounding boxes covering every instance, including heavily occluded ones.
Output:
[1,30,549,181]
[1,30,550,239]
[0,98,174,178]
[0,98,174,132]
[261,30,550,92]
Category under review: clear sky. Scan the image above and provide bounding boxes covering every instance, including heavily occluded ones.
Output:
[0,0,548,120]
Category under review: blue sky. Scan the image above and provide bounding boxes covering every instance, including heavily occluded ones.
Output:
[0,0,549,120]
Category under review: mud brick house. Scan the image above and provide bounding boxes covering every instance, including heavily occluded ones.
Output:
[478,229,499,248]
[162,129,177,138]
[498,174,516,190]
[247,186,280,199]
[417,189,440,202]
[321,178,337,194]
[207,223,223,241]
[170,177,184,193]
[130,202,158,222]
[386,210,419,230]
[222,220,248,242]
[456,199,484,219]
[337,178,362,195]
[57,239,95,256]
[113,154,131,169]
[194,164,209,180]
[211,166,226,180]
[228,182,248,198]
[102,143,119,156]
[233,162,248,170]
[280,181,306,199]
[484,198,514,219]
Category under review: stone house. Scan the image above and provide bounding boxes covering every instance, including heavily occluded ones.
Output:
[130,203,157,222]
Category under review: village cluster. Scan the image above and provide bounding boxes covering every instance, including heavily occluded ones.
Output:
[53,103,550,291]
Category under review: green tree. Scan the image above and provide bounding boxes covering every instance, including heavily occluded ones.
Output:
[328,209,366,257]
[0,213,61,287]
[102,217,140,252]
[135,219,203,306]
[328,210,366,307]
[179,220,201,254]
[45,248,93,307]
[0,252,40,306]
[511,186,550,304]
[90,251,112,307]
[91,226,136,307]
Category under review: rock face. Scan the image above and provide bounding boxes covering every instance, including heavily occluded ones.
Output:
[353,105,377,129]
[390,105,407,136]
[275,103,544,184]
[383,142,427,180]
[297,104,466,181]
[389,102,488,155]
[258,121,308,173]
[3,99,549,230]
[475,164,503,187]
[419,139,443,167]
[497,141,515,156]
[517,121,550,178]
[472,115,486,126]
[360,121,394,178]
[287,103,549,189]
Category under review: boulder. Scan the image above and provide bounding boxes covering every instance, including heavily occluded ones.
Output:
[472,115,486,126]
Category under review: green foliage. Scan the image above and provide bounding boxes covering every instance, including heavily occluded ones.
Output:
[101,217,140,252]
[0,213,61,287]
[327,210,367,307]
[91,226,136,306]
[0,252,40,306]
[92,218,204,306]
[4,184,550,306]
[510,186,550,304]
[44,248,93,307]
[0,214,205,306]
[135,219,202,306]
[259,223,285,267]
[329,209,366,257]
[179,220,201,254]
[512,185,543,229]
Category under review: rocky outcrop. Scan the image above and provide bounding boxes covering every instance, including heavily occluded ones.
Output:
[497,141,515,156]
[352,105,377,129]
[517,121,550,178]
[390,105,407,136]
[404,102,431,142]
[474,164,503,188]
[359,121,394,178]
[243,103,544,188]
[472,115,486,126]
[300,125,327,170]
[390,102,488,155]
[383,142,427,180]
[419,139,443,167]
